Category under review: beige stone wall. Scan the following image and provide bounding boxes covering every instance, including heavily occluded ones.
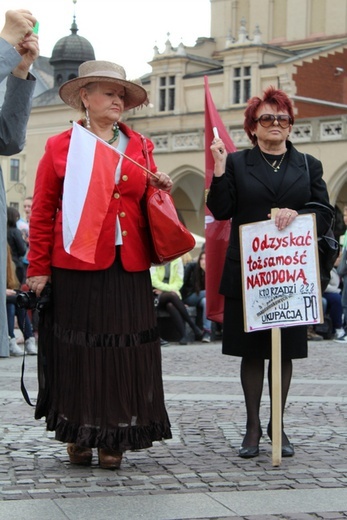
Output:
[3,0,347,242]
[210,0,347,47]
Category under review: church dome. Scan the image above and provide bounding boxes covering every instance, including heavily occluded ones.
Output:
[49,16,95,88]
[50,17,95,64]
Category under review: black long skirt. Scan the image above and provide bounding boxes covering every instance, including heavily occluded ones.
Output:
[35,258,172,452]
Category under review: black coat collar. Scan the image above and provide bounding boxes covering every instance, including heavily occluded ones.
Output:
[246,142,306,200]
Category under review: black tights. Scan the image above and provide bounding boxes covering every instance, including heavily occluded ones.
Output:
[240,357,293,447]
[158,291,200,339]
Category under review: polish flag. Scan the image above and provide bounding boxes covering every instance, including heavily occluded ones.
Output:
[63,122,120,263]
[204,76,237,323]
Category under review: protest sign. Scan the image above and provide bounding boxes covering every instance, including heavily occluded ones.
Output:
[240,213,323,332]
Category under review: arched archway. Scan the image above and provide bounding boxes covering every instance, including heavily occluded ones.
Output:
[169,165,205,235]
[327,165,347,240]
[328,163,347,209]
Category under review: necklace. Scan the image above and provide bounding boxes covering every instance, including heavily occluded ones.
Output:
[107,123,119,144]
[260,149,286,172]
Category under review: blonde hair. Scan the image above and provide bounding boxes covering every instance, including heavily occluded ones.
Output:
[6,245,20,290]
[181,252,193,265]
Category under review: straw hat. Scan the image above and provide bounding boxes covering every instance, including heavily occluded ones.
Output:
[59,60,148,111]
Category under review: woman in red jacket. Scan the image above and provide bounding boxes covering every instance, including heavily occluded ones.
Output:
[27,61,172,469]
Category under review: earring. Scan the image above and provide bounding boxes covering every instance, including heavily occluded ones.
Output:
[85,108,91,129]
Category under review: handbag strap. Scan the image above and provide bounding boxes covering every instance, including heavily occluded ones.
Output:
[303,152,309,175]
[141,135,151,187]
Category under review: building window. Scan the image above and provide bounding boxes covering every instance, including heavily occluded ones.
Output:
[10,159,20,182]
[232,66,251,104]
[159,76,175,112]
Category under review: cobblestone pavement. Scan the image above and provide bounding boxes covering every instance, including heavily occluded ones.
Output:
[0,337,347,519]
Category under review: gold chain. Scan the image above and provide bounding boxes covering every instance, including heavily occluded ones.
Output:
[260,149,286,172]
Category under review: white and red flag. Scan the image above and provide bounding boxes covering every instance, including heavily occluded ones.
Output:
[204,76,237,323]
[63,122,120,263]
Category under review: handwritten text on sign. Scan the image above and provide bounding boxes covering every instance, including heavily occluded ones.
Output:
[240,214,322,332]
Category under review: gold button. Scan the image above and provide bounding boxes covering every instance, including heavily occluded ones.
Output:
[120,212,126,218]
[113,193,120,199]
[122,230,128,236]
[122,175,128,181]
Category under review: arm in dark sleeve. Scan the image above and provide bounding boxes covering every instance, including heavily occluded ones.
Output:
[12,228,27,258]
[0,73,36,155]
[0,39,36,156]
[181,261,195,299]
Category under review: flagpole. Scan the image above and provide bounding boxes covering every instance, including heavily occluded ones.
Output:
[117,149,159,179]
[77,122,159,179]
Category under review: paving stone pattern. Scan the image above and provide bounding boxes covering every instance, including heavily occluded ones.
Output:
[0,338,347,519]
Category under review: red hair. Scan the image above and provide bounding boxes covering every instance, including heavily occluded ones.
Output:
[244,86,294,145]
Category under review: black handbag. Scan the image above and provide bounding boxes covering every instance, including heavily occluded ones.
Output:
[304,154,339,292]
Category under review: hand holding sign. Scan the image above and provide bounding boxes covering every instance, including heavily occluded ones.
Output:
[240,213,323,332]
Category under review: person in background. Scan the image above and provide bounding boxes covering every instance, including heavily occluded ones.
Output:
[151,258,203,345]
[17,196,32,237]
[337,204,347,328]
[324,253,347,343]
[207,86,333,459]
[16,196,38,335]
[307,327,323,341]
[17,196,32,278]
[6,245,36,356]
[181,251,212,342]
[307,325,323,341]
[181,251,193,267]
[0,9,39,358]
[26,60,172,469]
[7,206,27,285]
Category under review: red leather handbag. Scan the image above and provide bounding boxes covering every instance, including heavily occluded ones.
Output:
[145,185,196,265]
[141,135,195,264]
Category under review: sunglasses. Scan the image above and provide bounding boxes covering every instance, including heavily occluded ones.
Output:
[254,114,293,129]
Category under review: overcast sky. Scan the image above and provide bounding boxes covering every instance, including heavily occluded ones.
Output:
[1,0,211,78]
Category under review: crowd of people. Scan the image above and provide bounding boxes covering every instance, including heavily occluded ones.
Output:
[151,249,214,345]
[6,201,37,356]
[309,209,347,343]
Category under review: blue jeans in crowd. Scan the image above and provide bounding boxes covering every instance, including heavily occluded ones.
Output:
[183,290,212,332]
[341,274,347,327]
[323,292,343,331]
[6,302,34,340]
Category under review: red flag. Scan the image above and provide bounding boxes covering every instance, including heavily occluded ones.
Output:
[204,76,237,323]
[63,123,120,263]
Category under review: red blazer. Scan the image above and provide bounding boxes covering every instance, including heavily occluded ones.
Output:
[27,122,157,276]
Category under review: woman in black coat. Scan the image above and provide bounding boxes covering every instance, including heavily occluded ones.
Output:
[7,206,27,284]
[207,86,333,459]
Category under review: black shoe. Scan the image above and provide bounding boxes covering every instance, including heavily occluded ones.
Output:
[194,327,203,341]
[179,336,188,345]
[160,338,170,346]
[239,427,262,458]
[238,445,259,458]
[267,424,294,457]
[282,444,295,457]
